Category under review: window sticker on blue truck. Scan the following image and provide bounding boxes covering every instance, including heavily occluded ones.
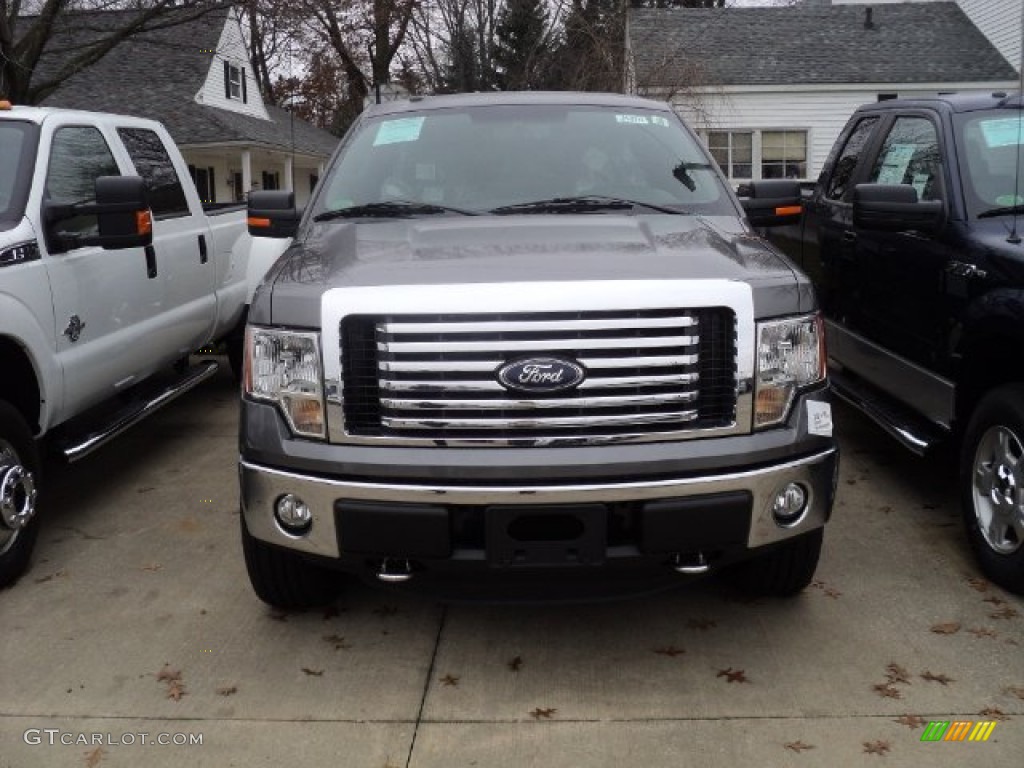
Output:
[374,117,425,146]
[615,114,671,128]
[980,117,1024,148]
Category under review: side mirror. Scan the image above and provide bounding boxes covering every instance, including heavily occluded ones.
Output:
[248,191,299,238]
[740,180,804,227]
[44,175,153,253]
[853,184,943,233]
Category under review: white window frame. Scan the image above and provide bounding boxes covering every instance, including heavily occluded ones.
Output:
[227,64,243,100]
[701,128,811,183]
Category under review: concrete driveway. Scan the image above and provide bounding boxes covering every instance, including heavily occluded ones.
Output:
[2,359,1022,767]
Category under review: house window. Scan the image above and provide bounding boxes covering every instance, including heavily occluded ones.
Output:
[707,132,752,179]
[224,62,247,103]
[261,171,280,191]
[188,165,216,205]
[703,129,808,181]
[761,130,807,179]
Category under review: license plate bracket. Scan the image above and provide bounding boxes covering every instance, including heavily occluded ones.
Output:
[486,504,607,567]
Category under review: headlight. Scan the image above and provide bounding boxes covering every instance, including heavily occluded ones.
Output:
[244,327,326,439]
[754,313,825,428]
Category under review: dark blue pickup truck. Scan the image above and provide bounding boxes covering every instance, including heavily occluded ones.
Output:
[758,92,1024,594]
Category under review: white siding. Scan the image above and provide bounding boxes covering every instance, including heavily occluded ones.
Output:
[958,0,1022,72]
[195,8,269,120]
[670,83,1018,181]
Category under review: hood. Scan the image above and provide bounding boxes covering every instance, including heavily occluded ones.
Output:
[259,214,810,327]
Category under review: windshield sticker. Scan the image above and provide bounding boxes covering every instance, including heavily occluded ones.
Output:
[980,117,1024,148]
[875,143,916,185]
[616,114,671,128]
[373,117,425,146]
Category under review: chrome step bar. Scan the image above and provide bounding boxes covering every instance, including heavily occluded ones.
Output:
[62,360,220,462]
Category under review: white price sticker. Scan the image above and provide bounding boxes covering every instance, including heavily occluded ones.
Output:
[807,401,833,437]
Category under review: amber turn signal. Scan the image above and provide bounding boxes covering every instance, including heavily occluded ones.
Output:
[247,216,271,229]
[136,210,153,236]
[774,205,802,217]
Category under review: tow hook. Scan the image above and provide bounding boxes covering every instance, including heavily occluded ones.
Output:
[672,552,710,575]
[376,558,415,583]
[0,463,37,531]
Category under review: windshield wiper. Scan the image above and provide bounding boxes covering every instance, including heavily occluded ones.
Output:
[978,204,1024,219]
[313,200,479,222]
[490,195,684,215]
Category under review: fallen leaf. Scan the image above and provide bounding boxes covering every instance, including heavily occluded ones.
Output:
[216,685,237,696]
[967,577,990,592]
[885,664,911,685]
[894,715,926,729]
[156,665,182,683]
[140,563,162,572]
[823,587,842,599]
[301,667,324,677]
[1004,686,1024,700]
[687,618,717,631]
[784,740,815,753]
[654,646,686,657]
[920,670,954,685]
[846,479,857,485]
[983,595,1007,606]
[323,634,351,651]
[863,740,890,756]
[529,707,557,720]
[84,746,105,767]
[33,569,67,584]
[930,622,961,635]
[507,656,523,672]
[990,606,1019,620]
[879,505,893,514]
[440,674,460,687]
[717,667,748,683]
[979,707,1010,721]
[872,683,902,699]
[968,627,998,639]
[136,486,155,494]
[166,680,186,701]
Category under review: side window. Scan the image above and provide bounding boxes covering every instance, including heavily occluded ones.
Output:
[118,128,190,218]
[868,116,943,202]
[825,117,879,200]
[45,126,120,238]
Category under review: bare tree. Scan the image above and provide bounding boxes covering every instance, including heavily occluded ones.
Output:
[0,0,231,103]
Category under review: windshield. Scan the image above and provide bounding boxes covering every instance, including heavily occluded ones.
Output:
[0,120,39,231]
[955,109,1024,219]
[311,103,735,219]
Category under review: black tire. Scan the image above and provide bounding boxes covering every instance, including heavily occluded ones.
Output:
[960,385,1024,595]
[240,514,341,609]
[0,401,42,588]
[728,528,823,598]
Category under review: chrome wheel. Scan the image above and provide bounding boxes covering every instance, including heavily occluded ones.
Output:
[971,425,1024,556]
[0,438,37,556]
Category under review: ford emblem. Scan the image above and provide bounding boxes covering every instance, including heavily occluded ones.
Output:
[496,357,586,394]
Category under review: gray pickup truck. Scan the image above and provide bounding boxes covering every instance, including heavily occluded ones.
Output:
[238,92,838,607]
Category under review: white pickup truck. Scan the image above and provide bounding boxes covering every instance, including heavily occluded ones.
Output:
[0,103,250,586]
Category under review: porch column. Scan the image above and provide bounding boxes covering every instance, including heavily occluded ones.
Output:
[241,149,252,197]
[284,155,294,193]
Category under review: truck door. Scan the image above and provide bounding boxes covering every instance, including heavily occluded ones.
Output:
[802,116,881,325]
[41,123,163,416]
[116,127,216,355]
[853,113,953,369]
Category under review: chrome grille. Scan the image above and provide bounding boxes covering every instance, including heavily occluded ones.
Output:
[340,309,737,441]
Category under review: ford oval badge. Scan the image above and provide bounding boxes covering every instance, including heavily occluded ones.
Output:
[497,357,586,394]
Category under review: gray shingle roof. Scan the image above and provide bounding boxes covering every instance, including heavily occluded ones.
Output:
[36,8,338,158]
[629,3,1019,88]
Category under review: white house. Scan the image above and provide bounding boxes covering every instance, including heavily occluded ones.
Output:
[38,6,338,206]
[627,0,1020,184]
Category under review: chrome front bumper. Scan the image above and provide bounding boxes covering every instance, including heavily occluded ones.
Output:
[240,447,838,560]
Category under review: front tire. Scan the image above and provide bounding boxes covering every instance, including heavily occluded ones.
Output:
[728,528,823,597]
[961,385,1024,595]
[0,401,42,587]
[240,514,342,609]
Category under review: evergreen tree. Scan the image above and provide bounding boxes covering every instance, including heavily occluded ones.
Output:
[493,0,549,90]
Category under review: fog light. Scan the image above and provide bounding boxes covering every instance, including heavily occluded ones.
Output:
[772,483,807,527]
[275,494,312,534]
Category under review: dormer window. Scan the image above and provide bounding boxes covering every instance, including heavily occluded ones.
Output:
[224,61,247,103]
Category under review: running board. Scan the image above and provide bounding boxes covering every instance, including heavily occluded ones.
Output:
[829,371,947,456]
[61,360,220,462]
